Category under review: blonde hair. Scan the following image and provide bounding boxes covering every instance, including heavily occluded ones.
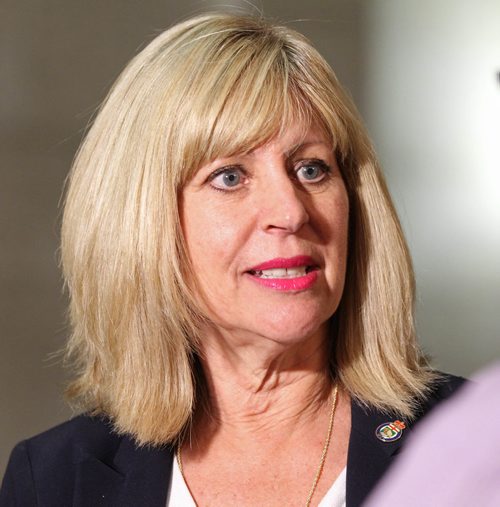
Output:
[62,12,435,446]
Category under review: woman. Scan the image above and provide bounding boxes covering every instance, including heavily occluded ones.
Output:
[0,13,463,507]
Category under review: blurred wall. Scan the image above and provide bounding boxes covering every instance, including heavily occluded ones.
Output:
[1,0,499,478]
[359,0,500,373]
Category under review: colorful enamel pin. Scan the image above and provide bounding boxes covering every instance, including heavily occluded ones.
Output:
[375,420,406,442]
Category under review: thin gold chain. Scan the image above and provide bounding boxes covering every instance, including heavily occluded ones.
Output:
[304,384,338,507]
[176,384,339,507]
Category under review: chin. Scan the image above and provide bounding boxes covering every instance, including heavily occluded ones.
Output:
[202,294,339,351]
[247,308,333,347]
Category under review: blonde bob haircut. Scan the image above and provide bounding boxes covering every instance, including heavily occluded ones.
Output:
[62,12,436,446]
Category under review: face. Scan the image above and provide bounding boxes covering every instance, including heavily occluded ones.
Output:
[180,124,349,349]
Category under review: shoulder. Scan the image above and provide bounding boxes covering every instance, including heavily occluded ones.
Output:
[1,414,174,507]
[0,414,121,506]
[350,371,467,443]
[351,371,467,434]
[430,371,467,394]
[14,413,122,472]
[24,412,120,459]
[417,371,467,418]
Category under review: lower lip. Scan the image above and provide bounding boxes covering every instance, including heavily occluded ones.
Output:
[248,270,319,291]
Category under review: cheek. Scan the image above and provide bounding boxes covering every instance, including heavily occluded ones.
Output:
[180,194,253,322]
[332,189,350,260]
[313,184,349,247]
[313,187,350,293]
[180,194,245,273]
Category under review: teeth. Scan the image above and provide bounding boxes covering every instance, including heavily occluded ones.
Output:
[252,267,309,278]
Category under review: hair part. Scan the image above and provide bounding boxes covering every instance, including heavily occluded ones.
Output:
[61,12,436,446]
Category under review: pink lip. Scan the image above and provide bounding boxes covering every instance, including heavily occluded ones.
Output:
[247,255,319,292]
[249,271,318,291]
[249,255,316,271]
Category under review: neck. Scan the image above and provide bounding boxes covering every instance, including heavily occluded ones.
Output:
[192,322,334,440]
[179,323,350,507]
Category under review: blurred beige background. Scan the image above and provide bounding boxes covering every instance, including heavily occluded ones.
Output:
[1,0,499,478]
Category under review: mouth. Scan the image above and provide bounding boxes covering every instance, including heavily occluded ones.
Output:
[246,256,319,291]
[248,265,317,279]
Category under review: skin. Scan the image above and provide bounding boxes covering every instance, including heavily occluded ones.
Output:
[179,124,351,506]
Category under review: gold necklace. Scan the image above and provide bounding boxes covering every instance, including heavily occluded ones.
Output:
[176,384,339,507]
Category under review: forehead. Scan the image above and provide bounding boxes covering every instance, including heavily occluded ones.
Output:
[210,122,332,162]
[235,125,332,165]
[255,123,331,152]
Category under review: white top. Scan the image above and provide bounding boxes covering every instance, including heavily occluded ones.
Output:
[318,467,347,507]
[166,456,346,507]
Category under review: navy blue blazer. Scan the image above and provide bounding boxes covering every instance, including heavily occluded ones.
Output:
[0,375,465,507]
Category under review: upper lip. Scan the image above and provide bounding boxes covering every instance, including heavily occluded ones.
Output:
[247,255,317,272]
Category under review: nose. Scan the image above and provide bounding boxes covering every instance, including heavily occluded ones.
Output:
[257,174,310,234]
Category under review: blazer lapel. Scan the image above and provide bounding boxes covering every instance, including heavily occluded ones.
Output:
[74,432,173,507]
[74,458,124,507]
[346,400,410,507]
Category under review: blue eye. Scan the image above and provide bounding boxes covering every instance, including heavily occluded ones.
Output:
[209,167,244,190]
[296,160,329,183]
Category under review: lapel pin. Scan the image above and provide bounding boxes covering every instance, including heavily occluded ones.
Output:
[375,420,406,442]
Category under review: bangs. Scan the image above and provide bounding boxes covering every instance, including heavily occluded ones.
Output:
[170,23,352,185]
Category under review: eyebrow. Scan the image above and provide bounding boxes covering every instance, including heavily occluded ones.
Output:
[285,140,330,157]
[244,139,330,158]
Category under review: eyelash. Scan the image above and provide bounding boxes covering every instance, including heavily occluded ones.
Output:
[208,165,248,192]
[294,159,331,184]
[207,159,332,192]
